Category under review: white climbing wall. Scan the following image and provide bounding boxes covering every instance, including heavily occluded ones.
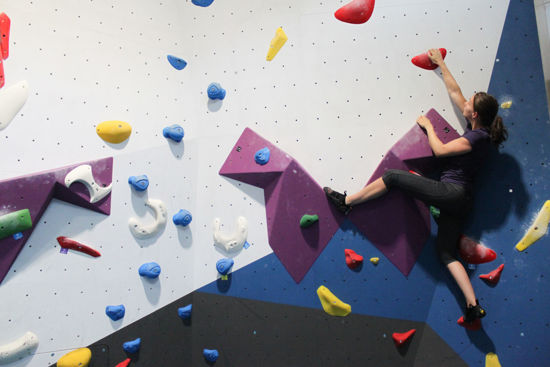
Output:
[0,0,509,365]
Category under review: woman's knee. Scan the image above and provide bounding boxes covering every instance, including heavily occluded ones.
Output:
[437,247,458,265]
[381,169,402,187]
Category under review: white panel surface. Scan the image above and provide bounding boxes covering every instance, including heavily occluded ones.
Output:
[0,0,509,365]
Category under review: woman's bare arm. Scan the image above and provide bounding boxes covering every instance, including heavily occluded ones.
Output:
[428,49,467,113]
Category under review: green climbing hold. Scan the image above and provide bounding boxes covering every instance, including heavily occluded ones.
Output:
[429,206,440,219]
[300,214,319,228]
[0,209,32,240]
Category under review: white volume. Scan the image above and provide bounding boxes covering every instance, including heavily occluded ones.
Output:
[213,216,248,252]
[0,331,39,365]
[64,165,112,203]
[0,81,29,131]
[128,199,167,238]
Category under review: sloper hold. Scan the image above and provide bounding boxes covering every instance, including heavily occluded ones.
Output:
[0,13,10,60]
[0,157,113,285]
[123,338,141,354]
[344,249,363,269]
[515,200,550,251]
[266,27,288,61]
[0,331,39,365]
[334,0,375,24]
[56,236,101,257]
[0,209,32,240]
[300,214,318,228]
[392,329,416,347]
[458,235,497,264]
[316,285,351,316]
[411,48,447,70]
[105,305,126,321]
[96,120,132,144]
[485,352,502,367]
[57,348,92,367]
[167,55,187,70]
[128,175,149,191]
[456,316,481,331]
[0,80,30,129]
[479,264,504,285]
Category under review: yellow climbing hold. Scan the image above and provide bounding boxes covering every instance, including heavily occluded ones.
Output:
[500,101,512,109]
[57,348,92,367]
[266,27,288,61]
[96,120,132,144]
[485,352,502,367]
[316,285,351,316]
[370,257,379,265]
[515,200,550,251]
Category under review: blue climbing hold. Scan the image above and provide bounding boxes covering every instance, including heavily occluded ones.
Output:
[105,305,126,321]
[192,0,214,7]
[216,258,234,276]
[123,338,141,354]
[203,349,219,362]
[138,262,161,279]
[178,304,192,320]
[254,147,270,165]
[207,83,226,100]
[12,232,23,240]
[128,175,149,191]
[173,209,192,226]
[167,55,187,70]
[163,124,184,142]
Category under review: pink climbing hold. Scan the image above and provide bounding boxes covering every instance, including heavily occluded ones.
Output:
[334,0,375,25]
[458,235,496,264]
[479,264,504,285]
[411,48,447,70]
[115,358,131,367]
[457,316,482,331]
[392,329,416,347]
[345,249,363,269]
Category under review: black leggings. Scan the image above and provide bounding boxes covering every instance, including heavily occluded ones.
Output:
[381,169,473,265]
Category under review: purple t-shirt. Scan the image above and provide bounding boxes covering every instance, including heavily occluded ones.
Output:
[440,125,491,191]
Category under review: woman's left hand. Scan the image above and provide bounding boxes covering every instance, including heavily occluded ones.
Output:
[416,115,433,130]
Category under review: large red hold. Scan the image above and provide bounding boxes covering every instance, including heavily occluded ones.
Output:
[457,316,482,331]
[392,329,416,347]
[458,235,497,264]
[56,236,101,257]
[479,264,504,285]
[345,249,363,269]
[334,0,375,25]
[0,13,10,60]
[411,48,447,70]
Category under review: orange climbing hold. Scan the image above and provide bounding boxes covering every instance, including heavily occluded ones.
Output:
[334,0,375,25]
[479,264,504,285]
[458,235,496,264]
[411,48,447,70]
[392,329,416,346]
[457,316,482,331]
[115,358,131,367]
[345,249,363,269]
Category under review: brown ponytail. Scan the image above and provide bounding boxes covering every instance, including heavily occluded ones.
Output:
[474,92,508,147]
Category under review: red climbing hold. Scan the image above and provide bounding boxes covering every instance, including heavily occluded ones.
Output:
[458,235,496,264]
[0,58,4,88]
[457,316,481,331]
[334,0,375,25]
[0,13,10,60]
[479,264,504,285]
[411,48,447,70]
[115,358,131,367]
[345,249,363,269]
[56,236,101,257]
[392,329,416,346]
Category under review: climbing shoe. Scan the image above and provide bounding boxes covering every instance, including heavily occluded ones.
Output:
[323,187,352,215]
[464,299,486,323]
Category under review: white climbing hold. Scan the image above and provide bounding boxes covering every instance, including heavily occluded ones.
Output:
[64,165,112,203]
[0,81,29,131]
[213,216,248,252]
[128,199,167,238]
[0,331,39,365]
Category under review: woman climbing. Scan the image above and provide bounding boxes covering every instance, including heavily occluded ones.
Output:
[324,48,508,324]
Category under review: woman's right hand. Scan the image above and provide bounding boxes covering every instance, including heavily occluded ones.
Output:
[428,48,443,65]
